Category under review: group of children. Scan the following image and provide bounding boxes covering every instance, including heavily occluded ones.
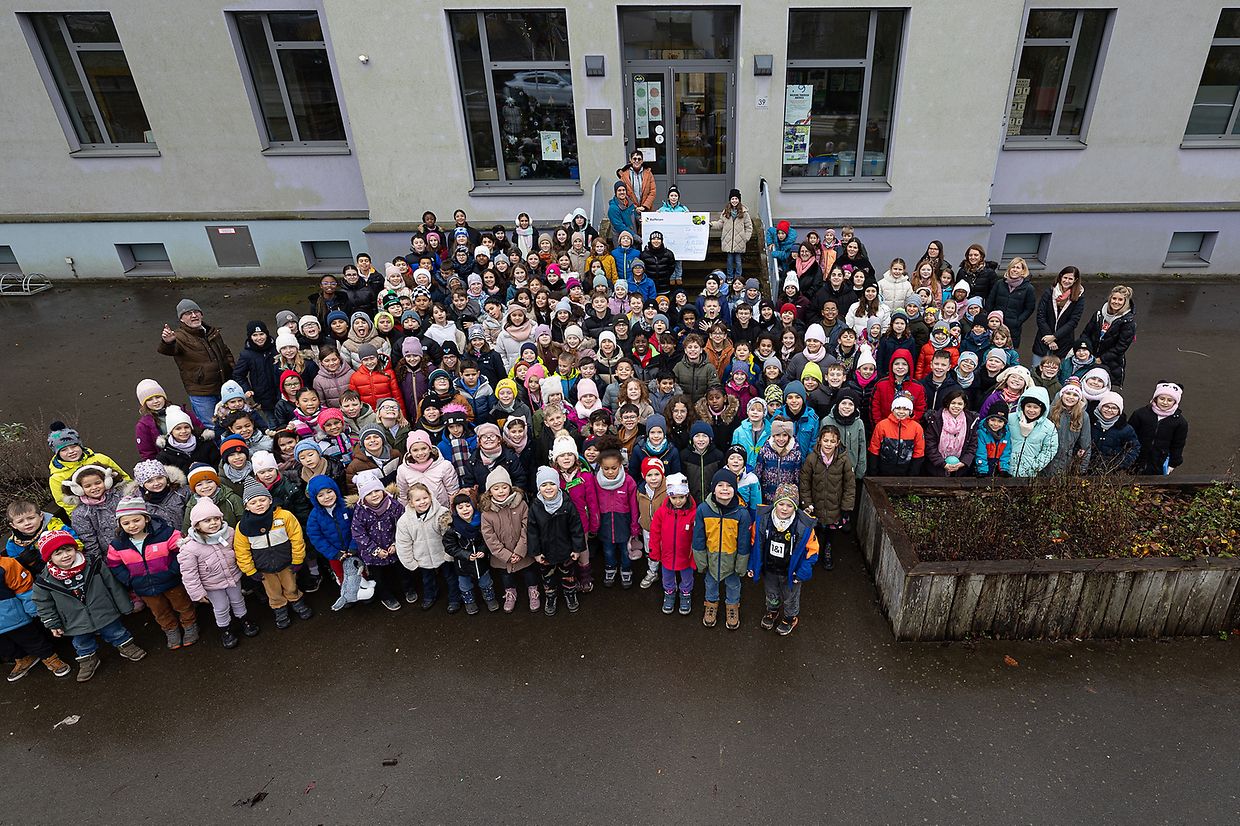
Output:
[1,207,1189,683]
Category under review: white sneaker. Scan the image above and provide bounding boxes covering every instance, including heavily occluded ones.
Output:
[640,563,660,589]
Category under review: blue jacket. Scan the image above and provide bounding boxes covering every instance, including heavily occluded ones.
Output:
[612,245,640,283]
[764,225,798,268]
[1090,414,1140,472]
[730,419,771,470]
[777,404,820,459]
[0,558,38,635]
[455,375,494,421]
[627,273,658,303]
[608,198,637,237]
[1006,387,1058,477]
[305,476,355,560]
[628,438,682,479]
[749,507,818,585]
[975,424,1012,475]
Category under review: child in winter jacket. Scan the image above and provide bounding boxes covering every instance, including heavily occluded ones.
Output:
[748,483,818,636]
[47,422,130,516]
[823,390,868,479]
[34,530,146,682]
[649,473,697,616]
[132,459,191,533]
[868,394,926,476]
[755,418,802,503]
[594,446,641,589]
[550,435,599,592]
[726,446,763,519]
[0,555,70,681]
[305,476,355,584]
[528,466,587,616]
[5,500,69,576]
[233,479,313,629]
[443,493,498,614]
[480,467,539,613]
[975,402,1013,477]
[316,407,359,463]
[1130,382,1189,475]
[692,469,753,630]
[635,457,668,589]
[799,426,856,569]
[626,414,682,479]
[1090,391,1141,473]
[350,472,410,611]
[64,464,127,560]
[183,464,245,531]
[107,492,198,650]
[178,498,257,649]
[153,405,221,480]
[1007,387,1058,477]
[396,482,460,611]
[349,344,406,418]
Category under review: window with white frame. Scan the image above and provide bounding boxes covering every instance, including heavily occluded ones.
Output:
[27,13,154,150]
[1005,9,1108,143]
[116,243,173,276]
[1001,232,1050,266]
[448,10,580,185]
[0,246,20,273]
[1164,232,1216,266]
[233,11,346,147]
[1185,10,1240,142]
[782,9,903,183]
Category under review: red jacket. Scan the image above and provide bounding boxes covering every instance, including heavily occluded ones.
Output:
[870,348,926,422]
[914,343,959,379]
[649,498,697,572]
[349,365,406,416]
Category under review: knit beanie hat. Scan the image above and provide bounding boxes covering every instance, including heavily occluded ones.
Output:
[772,483,799,508]
[804,324,827,344]
[690,421,714,440]
[402,336,424,357]
[564,324,584,341]
[550,433,578,462]
[747,397,768,414]
[987,401,1010,420]
[485,466,512,490]
[165,405,193,433]
[38,529,79,562]
[640,457,666,478]
[220,435,249,459]
[644,414,667,435]
[1097,390,1125,414]
[666,473,690,496]
[220,380,246,404]
[540,377,564,401]
[987,310,1005,324]
[114,492,149,522]
[986,348,1009,365]
[275,330,300,352]
[176,298,202,317]
[406,430,432,452]
[252,450,278,473]
[857,346,877,370]
[710,468,738,492]
[475,423,502,442]
[957,351,979,367]
[576,378,599,399]
[354,472,383,500]
[770,417,795,439]
[190,497,223,527]
[801,362,824,383]
[764,384,785,405]
[242,478,272,504]
[187,463,219,489]
[135,378,166,406]
[133,459,167,486]
[47,423,82,454]
[358,343,379,361]
[891,394,914,413]
[535,466,559,489]
[317,408,344,427]
[1153,382,1183,406]
[495,378,519,398]
[294,438,323,460]
[275,310,297,329]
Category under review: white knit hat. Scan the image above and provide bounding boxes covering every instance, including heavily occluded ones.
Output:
[275,330,300,351]
[252,450,278,473]
[549,433,579,462]
[135,378,165,405]
[164,405,192,432]
[541,376,564,401]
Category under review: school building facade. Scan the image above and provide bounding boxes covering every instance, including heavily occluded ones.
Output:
[1,1,1239,279]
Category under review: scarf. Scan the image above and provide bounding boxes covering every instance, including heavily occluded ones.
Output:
[193,525,231,546]
[771,510,796,532]
[538,489,564,513]
[854,371,877,388]
[795,256,815,278]
[1095,410,1120,432]
[446,436,472,479]
[405,451,433,473]
[1099,306,1122,334]
[818,445,836,467]
[145,485,172,505]
[47,552,88,595]
[168,431,198,454]
[505,318,533,342]
[479,440,503,462]
[502,424,528,454]
[1053,283,1072,307]
[361,494,393,516]
[1005,272,1025,291]
[490,489,518,511]
[954,368,975,389]
[831,403,859,427]
[1018,416,1035,438]
[77,490,107,507]
[223,461,253,484]
[1000,386,1021,405]
[452,509,482,541]
[597,467,627,491]
[801,345,826,364]
[939,410,967,459]
[238,504,275,537]
[515,224,535,257]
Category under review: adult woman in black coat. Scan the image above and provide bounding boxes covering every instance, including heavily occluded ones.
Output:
[958,244,997,301]
[1032,265,1086,365]
[231,321,279,412]
[836,239,875,281]
[1080,285,1136,388]
[986,257,1037,349]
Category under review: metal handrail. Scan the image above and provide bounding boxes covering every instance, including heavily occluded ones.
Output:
[758,177,778,301]
[589,175,603,232]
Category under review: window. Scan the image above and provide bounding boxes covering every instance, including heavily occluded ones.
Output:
[448,10,580,185]
[116,243,173,276]
[27,13,155,150]
[0,246,20,273]
[1001,233,1050,267]
[233,11,346,148]
[1005,10,1108,143]
[1185,10,1240,142]
[782,9,903,184]
[302,240,353,272]
[1164,232,1216,266]
[620,9,735,60]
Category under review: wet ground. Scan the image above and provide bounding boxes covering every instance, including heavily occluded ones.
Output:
[1,279,1239,823]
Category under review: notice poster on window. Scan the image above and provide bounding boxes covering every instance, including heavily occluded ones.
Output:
[784,84,813,124]
[641,212,710,261]
[634,78,649,139]
[647,81,663,122]
[540,131,562,161]
[783,124,810,164]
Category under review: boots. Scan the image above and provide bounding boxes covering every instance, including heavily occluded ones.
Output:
[543,591,558,616]
[117,640,146,661]
[464,594,480,615]
[678,591,692,616]
[641,560,660,589]
[503,588,518,613]
[181,623,200,647]
[483,588,500,612]
[164,627,183,650]
[75,653,101,682]
[240,616,260,637]
[527,586,541,613]
[220,624,240,649]
[7,656,38,682]
[702,601,719,628]
[274,605,292,629]
[725,603,740,630]
[290,599,314,620]
[577,561,594,593]
[43,654,71,678]
[565,590,580,613]
[603,567,618,588]
[620,569,634,590]
[761,609,780,631]
[662,591,676,614]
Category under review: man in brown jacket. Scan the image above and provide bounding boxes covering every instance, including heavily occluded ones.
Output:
[157,298,236,426]
[617,150,657,228]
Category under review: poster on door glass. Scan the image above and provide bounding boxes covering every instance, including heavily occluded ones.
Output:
[635,79,649,138]
[784,84,813,125]
[783,124,810,164]
[647,81,662,122]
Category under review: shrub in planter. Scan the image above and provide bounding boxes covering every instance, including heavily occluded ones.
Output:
[0,422,51,508]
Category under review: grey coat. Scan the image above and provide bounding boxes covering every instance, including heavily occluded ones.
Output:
[1042,409,1092,476]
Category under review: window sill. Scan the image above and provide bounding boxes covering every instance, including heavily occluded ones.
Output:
[1002,139,1087,151]
[70,146,161,158]
[124,267,176,277]
[1163,258,1210,268]
[262,144,351,156]
[1180,138,1240,149]
[307,260,353,274]
[468,183,584,197]
[779,180,892,193]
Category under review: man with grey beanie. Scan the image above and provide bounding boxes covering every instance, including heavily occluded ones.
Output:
[158,297,235,426]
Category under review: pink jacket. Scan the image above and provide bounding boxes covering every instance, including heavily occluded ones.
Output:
[561,470,600,534]
[313,362,356,409]
[595,474,640,538]
[134,407,207,460]
[176,527,243,600]
[396,452,460,507]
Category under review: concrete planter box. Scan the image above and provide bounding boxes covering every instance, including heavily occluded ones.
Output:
[857,477,1240,641]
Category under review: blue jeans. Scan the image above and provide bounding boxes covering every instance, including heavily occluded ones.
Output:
[70,618,132,658]
[601,539,630,572]
[457,570,495,602]
[422,562,462,605]
[726,252,743,279]
[703,571,742,605]
[187,394,220,428]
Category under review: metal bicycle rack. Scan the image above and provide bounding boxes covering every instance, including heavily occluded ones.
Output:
[0,273,52,296]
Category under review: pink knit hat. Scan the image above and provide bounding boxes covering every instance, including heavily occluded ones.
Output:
[190,497,223,526]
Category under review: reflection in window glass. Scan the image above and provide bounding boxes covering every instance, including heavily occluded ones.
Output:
[449,12,498,180]
[267,11,323,42]
[620,9,735,60]
[1012,46,1068,136]
[787,10,869,61]
[493,70,578,179]
[1007,10,1108,139]
[278,49,346,141]
[484,12,569,61]
[78,50,151,144]
[1185,11,1240,138]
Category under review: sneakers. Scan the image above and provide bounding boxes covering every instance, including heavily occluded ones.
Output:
[404,588,419,604]
[678,591,692,616]
[419,596,436,610]
[380,598,401,611]
[7,656,38,682]
[527,586,541,613]
[181,623,200,647]
[220,627,240,649]
[240,617,260,637]
[165,627,183,650]
[662,591,676,614]
[503,588,518,613]
[76,653,101,682]
[43,655,71,678]
[725,604,740,630]
[274,606,292,629]
[565,591,580,613]
[464,600,480,615]
[760,609,779,631]
[776,615,799,636]
[603,568,618,588]
[446,601,463,615]
[702,600,719,628]
[484,594,500,612]
[117,640,146,661]
[290,600,313,620]
[641,562,660,589]
[304,573,322,593]
[544,593,558,616]
[620,570,634,590]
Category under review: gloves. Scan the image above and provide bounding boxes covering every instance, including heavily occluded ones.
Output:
[628,535,644,560]
[201,428,216,441]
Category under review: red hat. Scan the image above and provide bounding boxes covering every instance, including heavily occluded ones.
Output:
[780,303,797,315]
[219,435,249,459]
[777,220,790,234]
[640,457,666,478]
[38,529,79,562]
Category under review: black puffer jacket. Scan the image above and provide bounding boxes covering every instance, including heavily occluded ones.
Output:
[640,243,678,288]
[527,496,586,564]
[232,322,279,411]
[987,277,1037,348]
[1080,307,1136,387]
[959,260,998,301]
